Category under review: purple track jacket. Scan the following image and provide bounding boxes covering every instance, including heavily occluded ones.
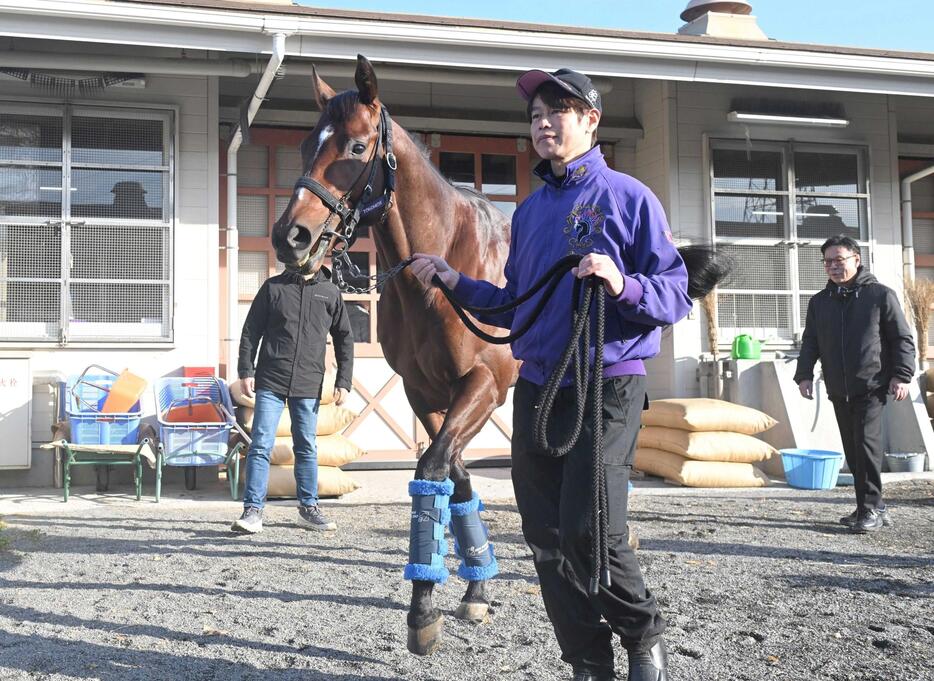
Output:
[453,146,692,386]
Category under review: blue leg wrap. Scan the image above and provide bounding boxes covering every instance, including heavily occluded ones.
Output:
[403,478,454,584]
[449,492,499,582]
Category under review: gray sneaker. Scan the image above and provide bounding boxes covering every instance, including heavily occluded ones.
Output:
[298,504,336,531]
[840,507,892,528]
[231,507,263,534]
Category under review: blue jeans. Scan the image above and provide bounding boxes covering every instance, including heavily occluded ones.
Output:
[243,389,320,509]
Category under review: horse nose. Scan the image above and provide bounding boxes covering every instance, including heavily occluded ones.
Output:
[286,224,312,249]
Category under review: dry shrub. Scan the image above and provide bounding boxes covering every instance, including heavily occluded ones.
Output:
[903,277,934,364]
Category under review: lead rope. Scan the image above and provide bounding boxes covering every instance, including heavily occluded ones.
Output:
[329,232,612,591]
[430,260,612,595]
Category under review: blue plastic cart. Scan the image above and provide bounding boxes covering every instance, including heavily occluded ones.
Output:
[153,377,244,501]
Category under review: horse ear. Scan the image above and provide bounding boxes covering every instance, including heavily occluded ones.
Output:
[311,65,336,111]
[354,54,379,106]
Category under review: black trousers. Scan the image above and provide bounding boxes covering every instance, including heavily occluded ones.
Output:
[511,375,665,674]
[831,389,887,514]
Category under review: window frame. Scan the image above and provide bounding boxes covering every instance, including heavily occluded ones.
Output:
[0,100,176,346]
[708,138,872,347]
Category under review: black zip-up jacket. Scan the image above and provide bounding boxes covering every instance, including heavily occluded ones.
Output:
[794,267,915,401]
[238,269,353,398]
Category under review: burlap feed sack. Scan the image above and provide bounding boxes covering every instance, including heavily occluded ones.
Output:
[229,379,255,408]
[230,367,340,408]
[637,427,776,463]
[237,404,355,437]
[251,464,360,498]
[642,398,777,435]
[634,447,769,488]
[264,434,365,467]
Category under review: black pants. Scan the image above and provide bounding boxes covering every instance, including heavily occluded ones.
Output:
[831,389,887,513]
[511,376,665,674]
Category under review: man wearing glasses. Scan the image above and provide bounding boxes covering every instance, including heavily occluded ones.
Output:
[794,234,915,533]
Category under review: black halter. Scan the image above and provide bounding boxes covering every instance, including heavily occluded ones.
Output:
[292,106,396,260]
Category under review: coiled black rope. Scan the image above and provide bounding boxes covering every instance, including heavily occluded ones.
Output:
[431,258,612,595]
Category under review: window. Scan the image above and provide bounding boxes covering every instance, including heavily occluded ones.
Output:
[0,104,173,343]
[710,141,869,345]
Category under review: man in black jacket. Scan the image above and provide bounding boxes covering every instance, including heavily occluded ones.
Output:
[794,235,915,533]
[231,266,354,534]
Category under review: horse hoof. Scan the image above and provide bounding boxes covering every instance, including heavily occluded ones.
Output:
[407,615,443,656]
[628,526,640,551]
[454,600,489,623]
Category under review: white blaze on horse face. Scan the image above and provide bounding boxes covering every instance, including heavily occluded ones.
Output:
[294,125,335,202]
[317,125,334,156]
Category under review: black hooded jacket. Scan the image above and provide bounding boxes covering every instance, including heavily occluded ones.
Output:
[794,267,915,401]
[238,268,353,399]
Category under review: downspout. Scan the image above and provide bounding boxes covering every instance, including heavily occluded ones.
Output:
[226,32,286,381]
[901,162,934,281]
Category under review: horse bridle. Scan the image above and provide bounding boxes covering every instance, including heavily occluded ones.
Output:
[291,105,396,268]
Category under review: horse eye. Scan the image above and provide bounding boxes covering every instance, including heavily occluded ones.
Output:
[351,143,367,155]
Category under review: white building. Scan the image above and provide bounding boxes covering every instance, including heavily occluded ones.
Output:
[1,0,933,485]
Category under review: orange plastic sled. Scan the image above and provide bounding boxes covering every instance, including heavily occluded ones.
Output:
[101,370,148,414]
[163,402,225,424]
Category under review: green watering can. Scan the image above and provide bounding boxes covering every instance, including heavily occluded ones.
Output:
[731,334,761,360]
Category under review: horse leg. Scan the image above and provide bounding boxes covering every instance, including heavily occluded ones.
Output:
[449,459,496,623]
[404,388,448,656]
[405,367,499,655]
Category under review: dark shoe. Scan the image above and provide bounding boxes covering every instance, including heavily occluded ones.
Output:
[231,507,263,534]
[627,639,668,681]
[298,504,337,531]
[841,507,891,528]
[851,509,884,533]
[571,669,617,681]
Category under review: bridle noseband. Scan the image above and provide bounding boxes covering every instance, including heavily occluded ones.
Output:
[291,106,396,263]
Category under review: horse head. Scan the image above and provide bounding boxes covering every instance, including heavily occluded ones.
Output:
[271,54,394,275]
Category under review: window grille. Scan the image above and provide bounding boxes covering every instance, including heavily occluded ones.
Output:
[0,104,173,343]
[710,140,870,346]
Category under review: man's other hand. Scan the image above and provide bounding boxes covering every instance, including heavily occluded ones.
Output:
[333,387,349,406]
[889,379,909,402]
[572,253,625,297]
[798,379,813,400]
[242,376,255,398]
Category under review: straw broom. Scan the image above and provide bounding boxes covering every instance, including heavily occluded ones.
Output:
[700,290,720,360]
[903,277,934,366]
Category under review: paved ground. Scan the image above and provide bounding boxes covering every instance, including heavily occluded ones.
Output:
[0,471,932,680]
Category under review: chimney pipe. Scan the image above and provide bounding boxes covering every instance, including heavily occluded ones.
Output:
[679,1,767,40]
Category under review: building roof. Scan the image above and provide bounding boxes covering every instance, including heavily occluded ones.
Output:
[125,0,934,63]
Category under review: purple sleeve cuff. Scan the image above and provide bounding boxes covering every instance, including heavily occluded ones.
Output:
[453,273,479,301]
[614,275,643,307]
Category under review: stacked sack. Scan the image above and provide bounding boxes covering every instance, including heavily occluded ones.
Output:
[635,398,777,488]
[230,363,363,498]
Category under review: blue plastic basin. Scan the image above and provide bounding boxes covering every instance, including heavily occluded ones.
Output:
[779,448,844,490]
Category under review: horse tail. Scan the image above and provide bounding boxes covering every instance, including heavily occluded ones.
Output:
[677,244,733,300]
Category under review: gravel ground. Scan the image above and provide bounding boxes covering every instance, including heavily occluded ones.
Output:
[0,479,932,680]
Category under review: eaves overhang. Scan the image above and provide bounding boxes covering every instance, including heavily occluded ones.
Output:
[3,0,934,98]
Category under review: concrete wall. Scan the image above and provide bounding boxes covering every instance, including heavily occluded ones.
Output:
[0,69,220,486]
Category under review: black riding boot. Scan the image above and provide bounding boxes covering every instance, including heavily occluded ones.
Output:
[626,639,668,681]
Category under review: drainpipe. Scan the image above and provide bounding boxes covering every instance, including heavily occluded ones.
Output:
[901,162,934,281]
[226,32,286,381]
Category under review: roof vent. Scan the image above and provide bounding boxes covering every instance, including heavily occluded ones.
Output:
[678,1,768,41]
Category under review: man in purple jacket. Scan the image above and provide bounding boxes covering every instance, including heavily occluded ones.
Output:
[411,68,689,681]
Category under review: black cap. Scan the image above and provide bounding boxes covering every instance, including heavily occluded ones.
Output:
[516,68,602,112]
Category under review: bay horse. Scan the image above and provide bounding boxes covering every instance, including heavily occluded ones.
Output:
[271,55,727,656]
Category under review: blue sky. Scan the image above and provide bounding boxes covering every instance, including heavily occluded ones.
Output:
[296,1,934,53]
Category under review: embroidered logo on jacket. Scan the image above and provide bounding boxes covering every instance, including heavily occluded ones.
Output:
[564,203,605,252]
